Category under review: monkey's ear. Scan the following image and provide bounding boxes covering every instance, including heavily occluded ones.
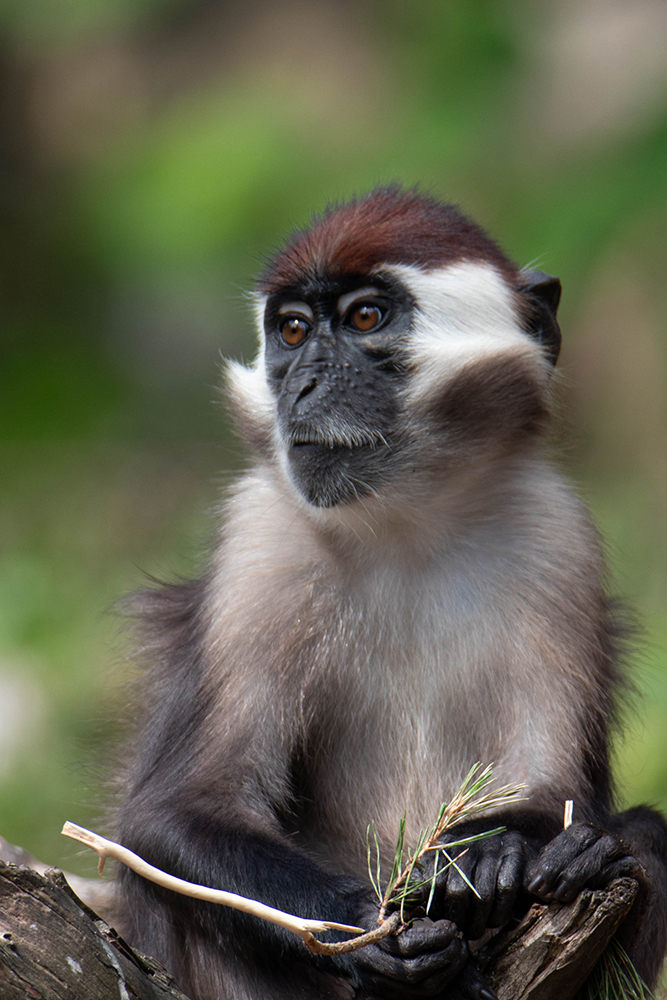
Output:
[517,270,562,365]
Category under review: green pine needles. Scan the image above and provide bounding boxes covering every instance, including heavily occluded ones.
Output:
[362,765,652,997]
[367,763,526,924]
[581,939,653,1000]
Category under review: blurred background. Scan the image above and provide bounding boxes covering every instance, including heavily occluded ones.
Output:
[1,0,667,888]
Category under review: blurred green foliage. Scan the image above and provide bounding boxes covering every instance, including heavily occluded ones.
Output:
[1,0,667,884]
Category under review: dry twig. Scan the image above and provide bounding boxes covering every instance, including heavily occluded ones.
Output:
[61,822,364,954]
[63,764,525,958]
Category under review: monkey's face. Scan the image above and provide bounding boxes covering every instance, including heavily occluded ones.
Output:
[226,189,561,514]
[262,275,413,507]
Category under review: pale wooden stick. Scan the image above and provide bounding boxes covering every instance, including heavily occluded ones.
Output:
[62,822,364,951]
[564,800,574,829]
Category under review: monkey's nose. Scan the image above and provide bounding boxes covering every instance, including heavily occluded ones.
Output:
[294,377,318,405]
[284,373,319,404]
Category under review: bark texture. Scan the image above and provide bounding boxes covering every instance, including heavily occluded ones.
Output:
[0,861,189,1000]
[483,877,639,1000]
[0,860,639,1000]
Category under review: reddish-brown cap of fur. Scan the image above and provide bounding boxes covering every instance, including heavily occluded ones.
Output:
[258,186,518,293]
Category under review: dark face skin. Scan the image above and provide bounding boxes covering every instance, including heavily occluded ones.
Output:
[263,274,413,507]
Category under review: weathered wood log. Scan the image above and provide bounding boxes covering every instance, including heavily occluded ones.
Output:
[482,876,639,1000]
[0,862,189,999]
[0,858,641,1000]
[0,835,118,924]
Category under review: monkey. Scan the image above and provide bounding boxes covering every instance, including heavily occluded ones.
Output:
[115,186,667,1000]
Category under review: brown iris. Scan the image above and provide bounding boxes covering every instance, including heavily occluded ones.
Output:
[280,317,309,346]
[349,304,382,332]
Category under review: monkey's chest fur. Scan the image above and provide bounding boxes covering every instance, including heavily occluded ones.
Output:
[205,508,583,882]
[287,571,528,876]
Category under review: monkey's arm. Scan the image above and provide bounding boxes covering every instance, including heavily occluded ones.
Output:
[526,806,667,987]
[118,805,491,999]
[116,582,492,998]
[423,804,667,988]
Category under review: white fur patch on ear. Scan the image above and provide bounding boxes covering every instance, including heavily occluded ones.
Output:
[226,293,273,415]
[387,262,542,404]
[225,357,277,458]
[251,292,268,340]
[226,358,274,417]
[225,292,277,454]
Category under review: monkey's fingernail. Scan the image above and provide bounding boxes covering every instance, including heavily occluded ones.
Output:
[480,988,497,1000]
[528,875,544,893]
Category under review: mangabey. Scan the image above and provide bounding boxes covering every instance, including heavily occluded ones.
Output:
[116,188,667,1000]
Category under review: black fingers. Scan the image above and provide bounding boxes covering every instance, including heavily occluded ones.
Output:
[436,831,527,940]
[441,849,476,932]
[487,843,526,929]
[527,822,639,903]
[526,822,600,894]
[379,918,458,956]
[465,851,498,939]
[351,919,469,998]
[548,835,625,902]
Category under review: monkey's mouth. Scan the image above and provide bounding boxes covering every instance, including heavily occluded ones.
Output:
[287,428,388,452]
[291,440,340,452]
[285,429,392,508]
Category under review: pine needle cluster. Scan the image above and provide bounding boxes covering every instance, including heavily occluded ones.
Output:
[582,939,653,1000]
[367,763,526,923]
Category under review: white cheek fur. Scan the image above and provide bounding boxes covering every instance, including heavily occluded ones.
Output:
[251,292,268,336]
[227,292,274,421]
[226,358,275,419]
[226,292,278,448]
[385,261,541,404]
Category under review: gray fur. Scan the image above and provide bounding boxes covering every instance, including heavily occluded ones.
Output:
[117,248,648,999]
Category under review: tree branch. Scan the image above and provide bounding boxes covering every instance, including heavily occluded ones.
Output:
[0,851,641,1000]
[62,821,366,952]
[482,876,640,1000]
[0,860,189,1000]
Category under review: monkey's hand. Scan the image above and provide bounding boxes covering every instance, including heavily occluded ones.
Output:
[349,912,496,1000]
[526,821,643,904]
[425,829,530,941]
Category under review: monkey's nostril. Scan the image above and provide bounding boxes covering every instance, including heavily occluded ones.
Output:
[295,377,318,404]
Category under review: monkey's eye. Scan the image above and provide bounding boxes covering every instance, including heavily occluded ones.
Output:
[347,303,384,333]
[280,317,310,347]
